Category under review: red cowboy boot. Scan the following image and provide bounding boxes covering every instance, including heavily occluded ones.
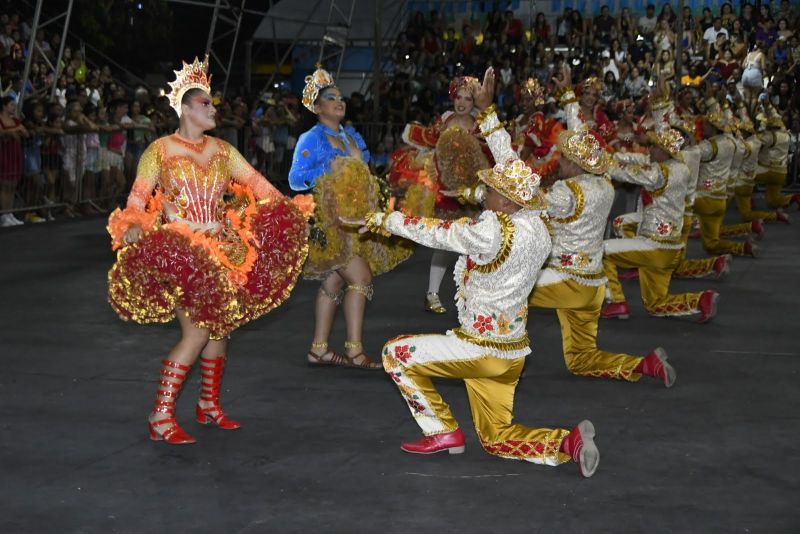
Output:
[400,428,465,455]
[560,420,599,478]
[619,269,639,281]
[698,290,720,323]
[751,219,765,240]
[775,209,791,224]
[148,359,196,445]
[636,347,676,387]
[743,241,758,258]
[195,355,241,430]
[601,301,630,320]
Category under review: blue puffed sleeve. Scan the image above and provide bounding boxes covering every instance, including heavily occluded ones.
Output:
[289,128,330,191]
[345,126,370,164]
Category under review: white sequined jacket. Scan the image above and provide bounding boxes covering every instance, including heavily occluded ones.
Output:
[477,107,614,287]
[696,134,735,200]
[757,129,790,173]
[370,207,551,356]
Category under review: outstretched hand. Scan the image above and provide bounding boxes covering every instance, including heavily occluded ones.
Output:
[338,216,369,234]
[552,62,572,90]
[473,67,496,111]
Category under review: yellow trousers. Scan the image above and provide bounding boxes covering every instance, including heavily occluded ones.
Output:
[528,279,643,382]
[603,241,704,316]
[720,220,754,238]
[732,184,778,222]
[755,170,791,209]
[693,197,746,256]
[382,334,571,465]
[669,215,717,278]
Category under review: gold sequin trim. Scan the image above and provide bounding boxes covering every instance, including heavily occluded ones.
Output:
[472,212,514,274]
[549,180,584,225]
[475,104,497,125]
[547,265,607,279]
[452,327,530,351]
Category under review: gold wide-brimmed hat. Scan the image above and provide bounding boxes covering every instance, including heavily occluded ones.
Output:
[646,128,685,158]
[302,66,336,113]
[477,158,544,209]
[704,98,730,132]
[556,128,611,175]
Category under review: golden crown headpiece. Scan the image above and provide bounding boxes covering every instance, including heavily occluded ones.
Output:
[556,128,610,175]
[302,65,336,114]
[167,55,212,118]
[477,158,544,209]
[646,128,684,158]
[704,98,729,132]
[762,102,785,129]
[576,76,603,96]
[523,78,545,106]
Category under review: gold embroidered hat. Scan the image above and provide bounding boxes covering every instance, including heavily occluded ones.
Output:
[703,98,729,132]
[302,66,336,113]
[763,102,785,129]
[167,55,213,117]
[522,78,545,106]
[645,128,685,158]
[477,158,544,209]
[556,128,611,175]
[736,104,755,134]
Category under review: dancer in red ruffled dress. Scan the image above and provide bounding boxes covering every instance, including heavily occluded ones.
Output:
[107,56,309,444]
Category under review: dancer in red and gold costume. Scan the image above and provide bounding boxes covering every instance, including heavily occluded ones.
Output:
[512,78,562,182]
[107,56,309,444]
[388,76,490,314]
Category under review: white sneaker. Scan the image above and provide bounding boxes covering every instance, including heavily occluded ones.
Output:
[1,214,17,227]
[9,214,24,225]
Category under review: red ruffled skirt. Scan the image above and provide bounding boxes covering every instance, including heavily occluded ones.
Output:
[108,197,308,339]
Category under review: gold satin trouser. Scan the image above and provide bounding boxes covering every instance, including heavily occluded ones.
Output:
[604,244,704,316]
[529,280,643,381]
[732,184,778,222]
[382,334,570,465]
[693,197,746,256]
[755,170,791,208]
[673,214,719,278]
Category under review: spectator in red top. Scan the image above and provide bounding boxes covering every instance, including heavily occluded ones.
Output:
[503,10,523,45]
[533,12,550,44]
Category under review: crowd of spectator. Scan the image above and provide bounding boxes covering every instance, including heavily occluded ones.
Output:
[1,2,799,228]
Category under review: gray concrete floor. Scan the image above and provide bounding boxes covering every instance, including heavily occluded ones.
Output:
[1,204,799,533]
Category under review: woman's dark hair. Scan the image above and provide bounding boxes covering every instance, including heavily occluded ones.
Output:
[0,95,15,110]
[180,87,206,106]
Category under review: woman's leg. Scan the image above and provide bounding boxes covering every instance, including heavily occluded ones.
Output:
[195,337,241,429]
[308,271,346,363]
[425,250,450,313]
[338,256,380,367]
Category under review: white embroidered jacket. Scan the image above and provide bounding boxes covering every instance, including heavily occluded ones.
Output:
[736,135,762,188]
[696,134,735,200]
[757,129,790,173]
[477,107,614,287]
[371,209,551,354]
[608,154,690,247]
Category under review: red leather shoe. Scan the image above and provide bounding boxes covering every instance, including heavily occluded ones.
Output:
[560,420,599,478]
[688,228,702,239]
[776,209,791,224]
[149,359,196,444]
[697,290,719,323]
[743,241,758,258]
[790,193,800,210]
[713,254,731,279]
[751,219,764,240]
[601,301,630,319]
[636,347,676,388]
[619,269,639,281]
[400,428,465,455]
[196,355,241,430]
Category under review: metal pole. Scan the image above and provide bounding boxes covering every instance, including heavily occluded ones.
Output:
[205,0,222,57]
[50,0,75,101]
[372,0,382,139]
[222,0,246,99]
[675,0,684,96]
[18,0,44,116]
[263,0,326,93]
[244,39,252,95]
[336,0,357,79]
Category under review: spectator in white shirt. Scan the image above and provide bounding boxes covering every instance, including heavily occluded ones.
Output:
[703,18,728,45]
[637,4,657,38]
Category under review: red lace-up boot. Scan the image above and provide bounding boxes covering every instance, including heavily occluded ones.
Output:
[195,355,241,430]
[148,359,196,445]
[601,301,630,319]
[697,290,720,323]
